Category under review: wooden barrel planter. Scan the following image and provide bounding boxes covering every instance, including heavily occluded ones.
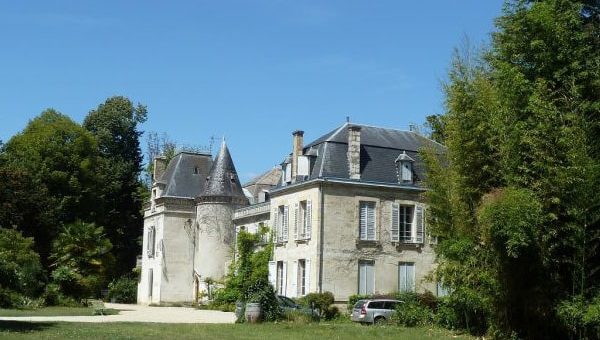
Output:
[245,302,262,323]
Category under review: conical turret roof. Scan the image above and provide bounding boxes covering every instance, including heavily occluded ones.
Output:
[201,140,246,200]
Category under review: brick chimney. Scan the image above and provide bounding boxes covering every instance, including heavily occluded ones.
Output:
[291,130,304,181]
[347,125,361,180]
[153,156,167,182]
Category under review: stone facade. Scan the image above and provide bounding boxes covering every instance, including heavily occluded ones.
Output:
[138,123,444,305]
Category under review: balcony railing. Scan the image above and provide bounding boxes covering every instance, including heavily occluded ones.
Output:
[234,202,270,219]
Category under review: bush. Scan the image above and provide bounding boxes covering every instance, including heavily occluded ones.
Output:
[298,292,337,319]
[394,300,434,327]
[246,279,281,322]
[107,276,137,303]
[0,228,44,308]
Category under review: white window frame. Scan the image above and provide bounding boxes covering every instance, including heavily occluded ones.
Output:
[391,203,425,244]
[295,200,312,240]
[359,201,376,241]
[277,205,289,243]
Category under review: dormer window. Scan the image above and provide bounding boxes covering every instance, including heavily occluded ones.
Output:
[395,151,414,184]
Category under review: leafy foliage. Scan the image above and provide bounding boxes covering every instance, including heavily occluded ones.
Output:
[0,228,44,308]
[213,228,280,321]
[426,0,600,338]
[50,221,114,300]
[83,96,146,275]
[107,275,138,303]
[298,292,338,320]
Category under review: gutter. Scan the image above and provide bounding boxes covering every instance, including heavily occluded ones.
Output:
[270,177,426,196]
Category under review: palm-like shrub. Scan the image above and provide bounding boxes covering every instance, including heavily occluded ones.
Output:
[50,221,114,300]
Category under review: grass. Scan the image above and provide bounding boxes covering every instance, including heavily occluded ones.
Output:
[0,321,472,339]
[0,307,119,317]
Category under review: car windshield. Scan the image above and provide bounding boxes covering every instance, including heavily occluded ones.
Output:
[279,296,297,307]
[353,300,366,309]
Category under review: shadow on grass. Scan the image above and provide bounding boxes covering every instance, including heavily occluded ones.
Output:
[0,321,57,333]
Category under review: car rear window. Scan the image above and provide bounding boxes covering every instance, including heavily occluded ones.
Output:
[353,300,366,309]
[368,301,385,309]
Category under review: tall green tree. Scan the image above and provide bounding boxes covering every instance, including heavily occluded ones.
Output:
[426,1,600,337]
[2,110,101,265]
[83,96,147,275]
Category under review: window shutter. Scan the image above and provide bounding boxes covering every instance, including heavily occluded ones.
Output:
[399,264,407,292]
[305,200,312,239]
[282,261,288,296]
[359,203,367,240]
[408,264,415,292]
[283,206,289,242]
[391,203,400,242]
[367,203,376,240]
[268,261,277,288]
[366,262,374,294]
[305,259,311,295]
[359,262,366,294]
[294,203,299,240]
[146,227,152,257]
[290,261,298,298]
[416,206,424,243]
[272,209,278,243]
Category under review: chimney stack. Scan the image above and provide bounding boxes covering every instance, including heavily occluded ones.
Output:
[291,130,304,181]
[347,125,361,180]
[153,156,167,182]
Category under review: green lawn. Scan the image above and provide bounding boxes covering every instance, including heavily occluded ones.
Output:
[0,307,118,317]
[0,322,471,339]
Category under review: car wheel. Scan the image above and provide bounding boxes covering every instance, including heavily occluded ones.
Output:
[373,316,385,325]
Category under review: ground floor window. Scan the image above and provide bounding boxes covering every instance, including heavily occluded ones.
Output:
[298,259,306,296]
[148,268,153,298]
[398,262,415,292]
[358,260,375,295]
[276,261,286,295]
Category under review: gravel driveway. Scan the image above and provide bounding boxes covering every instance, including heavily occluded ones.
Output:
[0,303,236,324]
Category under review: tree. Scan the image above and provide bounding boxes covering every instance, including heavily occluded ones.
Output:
[50,221,114,299]
[426,0,600,337]
[0,228,44,307]
[2,109,102,265]
[83,96,147,275]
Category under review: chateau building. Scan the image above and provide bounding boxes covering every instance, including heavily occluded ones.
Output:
[137,123,444,304]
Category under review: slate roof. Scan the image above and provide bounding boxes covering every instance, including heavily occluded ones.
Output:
[201,141,246,199]
[297,123,445,185]
[158,152,213,198]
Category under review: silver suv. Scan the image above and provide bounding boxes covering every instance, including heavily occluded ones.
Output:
[350,299,400,324]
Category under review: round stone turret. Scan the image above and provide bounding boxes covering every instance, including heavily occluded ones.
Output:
[194,141,248,293]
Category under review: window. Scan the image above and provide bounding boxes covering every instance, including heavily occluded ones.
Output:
[298,260,306,296]
[368,301,384,309]
[400,206,413,242]
[359,201,376,241]
[437,281,450,297]
[391,204,425,244]
[147,226,156,258]
[148,268,153,297]
[295,200,312,240]
[276,205,289,243]
[384,301,398,310]
[276,261,286,295]
[358,261,375,295]
[399,262,415,292]
[395,151,414,184]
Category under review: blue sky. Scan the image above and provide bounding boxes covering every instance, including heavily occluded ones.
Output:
[0,1,503,182]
